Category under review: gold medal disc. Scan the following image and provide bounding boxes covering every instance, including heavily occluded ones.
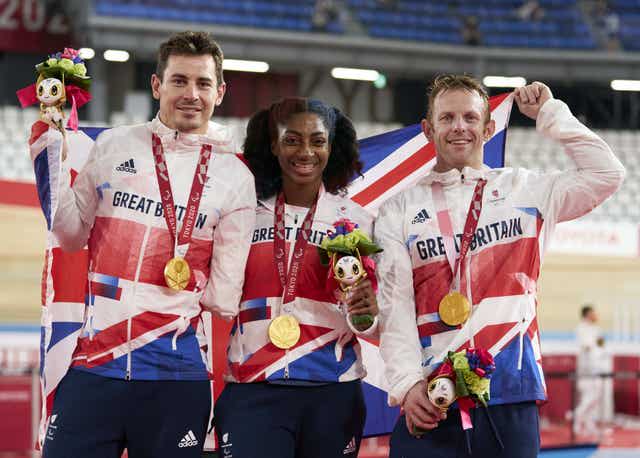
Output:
[268,315,301,349]
[164,257,191,291]
[438,291,471,326]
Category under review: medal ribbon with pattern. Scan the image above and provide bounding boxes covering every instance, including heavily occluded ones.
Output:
[268,192,319,350]
[431,178,486,326]
[273,191,319,304]
[273,192,318,304]
[151,133,213,290]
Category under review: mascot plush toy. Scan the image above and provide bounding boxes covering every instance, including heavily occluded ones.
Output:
[319,218,382,329]
[417,349,502,454]
[16,48,91,135]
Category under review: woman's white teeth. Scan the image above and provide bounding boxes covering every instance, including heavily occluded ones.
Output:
[293,161,314,171]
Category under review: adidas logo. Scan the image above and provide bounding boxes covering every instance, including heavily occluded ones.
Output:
[115,158,137,173]
[178,430,198,448]
[411,208,430,224]
[343,436,357,454]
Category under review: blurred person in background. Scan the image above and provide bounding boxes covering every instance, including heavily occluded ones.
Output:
[312,0,341,31]
[40,31,256,458]
[574,305,609,436]
[375,75,625,458]
[213,97,379,458]
[576,305,602,360]
[593,1,621,51]
[515,0,545,22]
[461,16,482,46]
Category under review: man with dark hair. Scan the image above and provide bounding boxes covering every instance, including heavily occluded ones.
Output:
[375,74,624,457]
[155,30,225,91]
[581,304,595,319]
[40,31,256,457]
[151,31,226,136]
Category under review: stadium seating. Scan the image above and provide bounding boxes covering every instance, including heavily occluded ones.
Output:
[0,107,39,181]
[350,0,595,49]
[0,105,635,222]
[91,0,598,50]
[93,0,343,33]
[504,125,637,222]
[611,0,640,51]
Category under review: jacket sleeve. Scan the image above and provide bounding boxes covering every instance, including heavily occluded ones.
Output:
[200,164,257,319]
[521,98,625,223]
[374,196,424,406]
[49,132,100,252]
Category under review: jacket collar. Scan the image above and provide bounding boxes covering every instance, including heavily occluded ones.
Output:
[148,114,234,150]
[259,184,327,215]
[420,164,491,186]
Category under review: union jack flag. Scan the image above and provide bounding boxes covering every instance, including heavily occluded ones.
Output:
[33,93,512,447]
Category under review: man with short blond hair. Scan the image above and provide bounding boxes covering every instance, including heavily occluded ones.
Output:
[375,74,624,457]
[426,74,491,124]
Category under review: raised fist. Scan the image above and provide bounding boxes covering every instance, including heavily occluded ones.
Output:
[514,82,553,120]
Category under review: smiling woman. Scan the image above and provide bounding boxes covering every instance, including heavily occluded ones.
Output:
[272,111,331,207]
[243,97,362,204]
[213,97,380,458]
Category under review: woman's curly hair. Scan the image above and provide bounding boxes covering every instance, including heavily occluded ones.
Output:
[243,97,363,200]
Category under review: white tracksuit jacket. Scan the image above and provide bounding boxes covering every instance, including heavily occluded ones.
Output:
[46,116,256,380]
[374,99,625,407]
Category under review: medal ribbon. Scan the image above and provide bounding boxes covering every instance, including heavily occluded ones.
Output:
[274,192,318,305]
[151,133,213,257]
[431,178,487,292]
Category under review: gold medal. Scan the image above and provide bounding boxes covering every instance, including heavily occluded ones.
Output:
[438,291,471,326]
[164,257,191,291]
[268,315,301,349]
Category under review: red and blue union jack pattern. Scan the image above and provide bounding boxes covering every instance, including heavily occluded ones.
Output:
[33,94,512,444]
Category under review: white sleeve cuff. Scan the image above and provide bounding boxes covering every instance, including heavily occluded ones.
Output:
[389,374,424,407]
[347,313,379,337]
